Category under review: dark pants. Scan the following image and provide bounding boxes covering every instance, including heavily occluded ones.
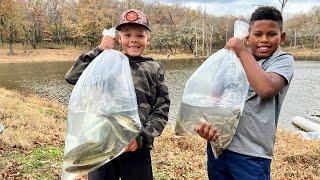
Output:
[88,147,153,180]
[207,142,271,180]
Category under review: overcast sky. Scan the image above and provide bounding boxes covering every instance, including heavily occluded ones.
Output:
[147,0,319,18]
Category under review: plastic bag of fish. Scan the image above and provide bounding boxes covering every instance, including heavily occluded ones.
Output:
[62,28,141,179]
[175,21,250,159]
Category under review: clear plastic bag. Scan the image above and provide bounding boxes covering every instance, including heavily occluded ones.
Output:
[175,20,249,158]
[62,28,141,179]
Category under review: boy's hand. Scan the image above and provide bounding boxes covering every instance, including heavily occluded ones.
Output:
[195,122,220,141]
[225,37,247,57]
[98,35,116,50]
[124,139,138,152]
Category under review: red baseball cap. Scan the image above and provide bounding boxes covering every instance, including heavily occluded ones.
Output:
[115,9,150,31]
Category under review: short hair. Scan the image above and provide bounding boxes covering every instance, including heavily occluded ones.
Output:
[250,6,283,31]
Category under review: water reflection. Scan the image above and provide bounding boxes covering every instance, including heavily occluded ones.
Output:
[0,60,319,131]
[0,62,73,103]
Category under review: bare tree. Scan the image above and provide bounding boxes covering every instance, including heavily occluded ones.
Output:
[279,0,289,14]
[193,21,198,57]
[202,5,206,56]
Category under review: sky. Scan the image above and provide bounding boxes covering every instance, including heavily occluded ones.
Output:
[147,0,319,18]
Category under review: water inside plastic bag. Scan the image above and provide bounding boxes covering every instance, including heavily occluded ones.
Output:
[62,28,141,179]
[175,20,249,158]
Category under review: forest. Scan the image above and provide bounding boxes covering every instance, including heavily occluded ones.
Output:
[0,0,319,56]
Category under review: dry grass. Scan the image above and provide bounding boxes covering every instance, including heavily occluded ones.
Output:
[1,44,319,64]
[286,48,320,57]
[272,130,320,179]
[0,45,85,63]
[152,127,207,179]
[153,127,320,180]
[283,47,320,60]
[0,45,202,64]
[0,88,319,179]
[147,52,205,60]
[0,88,66,149]
[0,88,67,179]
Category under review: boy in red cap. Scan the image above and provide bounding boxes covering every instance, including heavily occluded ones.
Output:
[65,9,170,180]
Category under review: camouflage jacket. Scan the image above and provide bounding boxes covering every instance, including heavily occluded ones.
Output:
[65,47,170,149]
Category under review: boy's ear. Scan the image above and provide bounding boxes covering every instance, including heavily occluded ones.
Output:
[117,34,121,42]
[244,35,250,46]
[280,32,286,44]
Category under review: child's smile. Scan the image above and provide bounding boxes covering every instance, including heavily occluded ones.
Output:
[119,24,149,57]
[246,20,285,60]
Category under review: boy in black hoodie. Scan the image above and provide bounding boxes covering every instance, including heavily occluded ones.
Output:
[65,9,170,180]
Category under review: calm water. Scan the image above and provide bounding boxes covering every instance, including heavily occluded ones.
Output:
[0,59,319,131]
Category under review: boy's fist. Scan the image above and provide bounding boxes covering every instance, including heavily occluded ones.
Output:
[195,122,220,141]
[99,35,116,50]
[225,37,247,57]
[124,139,138,152]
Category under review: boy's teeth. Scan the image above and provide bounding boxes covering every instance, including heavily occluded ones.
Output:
[260,47,268,51]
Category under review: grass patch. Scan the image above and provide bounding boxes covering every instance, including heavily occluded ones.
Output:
[1,146,63,179]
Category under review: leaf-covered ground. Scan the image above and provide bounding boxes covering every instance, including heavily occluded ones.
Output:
[0,88,319,179]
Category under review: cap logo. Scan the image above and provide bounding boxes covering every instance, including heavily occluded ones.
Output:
[126,11,138,21]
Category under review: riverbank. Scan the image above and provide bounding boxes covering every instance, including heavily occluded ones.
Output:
[0,45,319,63]
[0,88,319,179]
[283,48,320,61]
[0,45,198,63]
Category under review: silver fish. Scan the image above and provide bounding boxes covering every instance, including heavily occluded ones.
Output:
[107,117,131,145]
[102,125,116,153]
[210,110,241,158]
[64,141,104,162]
[111,114,140,133]
[64,113,140,172]
[73,150,115,166]
[175,115,208,136]
[73,131,116,166]
[65,163,99,173]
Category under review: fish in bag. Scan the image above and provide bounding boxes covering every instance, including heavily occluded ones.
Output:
[175,21,250,158]
[62,28,141,179]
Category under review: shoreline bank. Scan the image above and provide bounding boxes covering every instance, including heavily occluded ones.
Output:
[0,46,319,63]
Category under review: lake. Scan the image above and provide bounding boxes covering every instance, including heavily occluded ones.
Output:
[0,59,319,131]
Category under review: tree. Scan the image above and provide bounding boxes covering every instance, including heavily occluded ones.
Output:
[0,0,24,55]
[279,0,289,14]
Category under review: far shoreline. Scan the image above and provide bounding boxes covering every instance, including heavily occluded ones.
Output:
[0,46,319,64]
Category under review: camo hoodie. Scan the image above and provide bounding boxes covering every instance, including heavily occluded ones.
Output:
[65,47,170,149]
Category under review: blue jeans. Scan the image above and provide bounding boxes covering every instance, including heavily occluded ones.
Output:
[207,142,271,180]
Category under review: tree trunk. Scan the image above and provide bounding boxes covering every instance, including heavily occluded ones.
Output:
[194,22,198,57]
[183,38,194,53]
[8,25,14,55]
[202,24,205,56]
[202,7,205,56]
[31,28,37,49]
[294,28,297,51]
[279,0,288,14]
[225,17,228,44]
[209,23,214,55]
[8,42,14,56]
[0,30,2,45]
[163,39,173,54]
